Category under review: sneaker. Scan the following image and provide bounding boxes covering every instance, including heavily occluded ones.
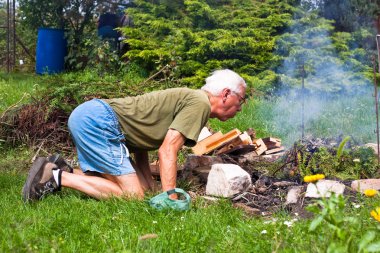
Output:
[22,157,60,202]
[48,154,73,173]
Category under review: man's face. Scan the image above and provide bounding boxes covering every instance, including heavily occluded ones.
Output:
[215,86,247,121]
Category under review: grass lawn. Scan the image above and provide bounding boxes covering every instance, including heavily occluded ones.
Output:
[1,73,380,252]
[1,168,380,252]
[0,73,44,112]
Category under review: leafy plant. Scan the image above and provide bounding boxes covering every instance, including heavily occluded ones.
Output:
[336,136,351,159]
[121,0,294,90]
[307,194,380,253]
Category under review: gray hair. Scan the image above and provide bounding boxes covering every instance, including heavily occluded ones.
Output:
[201,69,246,95]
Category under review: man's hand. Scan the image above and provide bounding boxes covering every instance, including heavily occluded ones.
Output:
[158,129,186,195]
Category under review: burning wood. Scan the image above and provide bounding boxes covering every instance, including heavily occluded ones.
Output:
[252,138,267,155]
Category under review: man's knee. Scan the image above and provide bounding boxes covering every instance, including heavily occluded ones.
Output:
[114,173,145,199]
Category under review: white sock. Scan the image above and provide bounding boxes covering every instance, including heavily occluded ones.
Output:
[52,169,61,185]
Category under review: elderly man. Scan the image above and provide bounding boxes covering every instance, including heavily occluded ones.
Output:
[22,69,247,202]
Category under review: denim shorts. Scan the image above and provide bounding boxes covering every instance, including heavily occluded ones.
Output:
[68,99,135,175]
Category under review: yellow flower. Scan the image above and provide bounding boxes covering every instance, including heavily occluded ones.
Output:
[371,207,380,222]
[364,189,378,197]
[303,174,325,183]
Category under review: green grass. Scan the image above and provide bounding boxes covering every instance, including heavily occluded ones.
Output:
[1,170,380,252]
[0,72,43,112]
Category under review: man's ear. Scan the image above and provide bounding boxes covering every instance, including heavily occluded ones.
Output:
[221,88,231,103]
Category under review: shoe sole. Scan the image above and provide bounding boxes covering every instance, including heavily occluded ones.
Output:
[22,157,48,203]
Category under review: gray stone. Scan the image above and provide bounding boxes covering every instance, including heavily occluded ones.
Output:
[286,186,304,204]
[206,163,251,197]
[351,179,380,193]
[182,155,224,171]
[238,151,283,164]
[305,180,345,198]
[364,143,379,156]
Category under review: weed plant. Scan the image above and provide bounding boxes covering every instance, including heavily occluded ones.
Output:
[307,194,380,252]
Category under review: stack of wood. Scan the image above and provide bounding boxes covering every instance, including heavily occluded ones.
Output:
[254,137,284,155]
[192,127,284,156]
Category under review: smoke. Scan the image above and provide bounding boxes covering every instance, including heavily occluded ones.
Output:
[271,13,376,147]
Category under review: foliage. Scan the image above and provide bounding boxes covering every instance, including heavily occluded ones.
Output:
[65,32,128,74]
[295,141,379,180]
[16,0,127,71]
[307,194,380,253]
[308,0,380,33]
[40,64,149,112]
[275,10,372,94]
[0,68,147,151]
[17,0,120,39]
[0,3,35,72]
[336,136,351,159]
[121,0,295,90]
[0,6,6,69]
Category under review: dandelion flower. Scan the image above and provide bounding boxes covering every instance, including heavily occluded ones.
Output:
[303,174,325,183]
[370,207,380,222]
[364,189,378,197]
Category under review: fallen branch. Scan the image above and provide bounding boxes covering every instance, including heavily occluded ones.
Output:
[1,92,29,119]
[31,141,45,162]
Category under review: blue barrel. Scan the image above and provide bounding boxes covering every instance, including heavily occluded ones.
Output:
[36,28,67,74]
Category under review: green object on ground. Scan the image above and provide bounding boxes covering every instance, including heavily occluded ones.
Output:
[149,188,191,211]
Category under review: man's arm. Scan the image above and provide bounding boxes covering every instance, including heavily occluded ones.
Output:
[158,128,186,192]
[134,150,158,191]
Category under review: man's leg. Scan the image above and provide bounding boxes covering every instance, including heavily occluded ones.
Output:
[61,171,144,199]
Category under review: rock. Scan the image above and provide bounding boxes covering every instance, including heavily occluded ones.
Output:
[305,180,345,198]
[257,187,267,194]
[192,166,212,183]
[286,186,304,204]
[364,143,379,155]
[197,127,212,141]
[351,179,380,193]
[180,155,224,180]
[273,181,297,187]
[238,152,283,164]
[182,155,224,171]
[206,163,251,197]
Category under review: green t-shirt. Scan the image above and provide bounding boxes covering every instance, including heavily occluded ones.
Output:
[103,88,211,151]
